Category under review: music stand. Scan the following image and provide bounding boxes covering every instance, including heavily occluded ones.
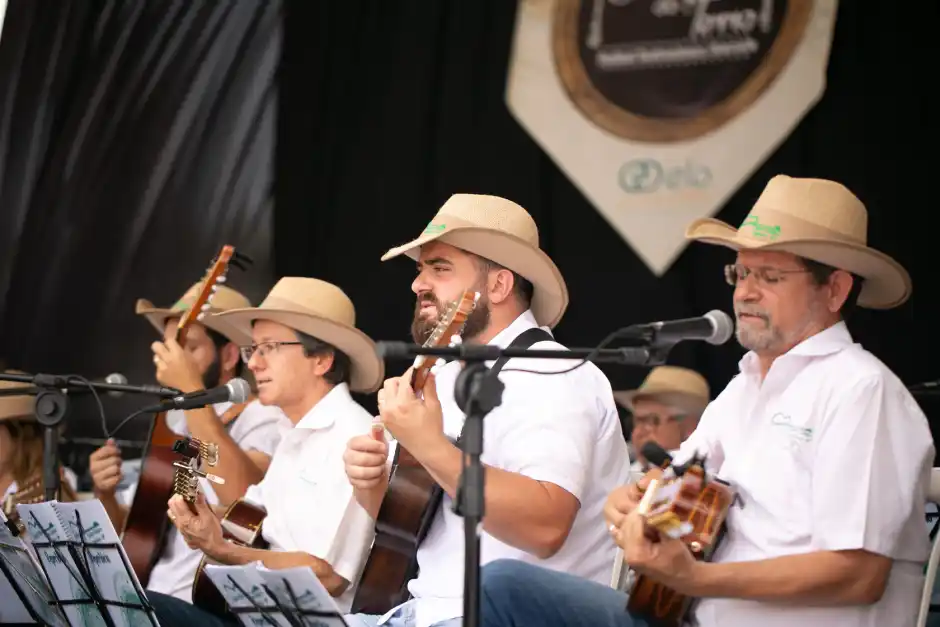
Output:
[224,574,349,627]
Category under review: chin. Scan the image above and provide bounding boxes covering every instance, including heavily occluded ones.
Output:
[257,387,276,406]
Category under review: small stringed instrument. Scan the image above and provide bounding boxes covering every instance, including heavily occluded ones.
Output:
[121,246,246,586]
[626,453,736,627]
[191,498,268,616]
[2,470,77,536]
[352,290,479,614]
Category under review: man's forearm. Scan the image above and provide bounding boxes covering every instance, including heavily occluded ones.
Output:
[689,550,889,606]
[415,436,573,558]
[183,407,265,503]
[212,543,348,596]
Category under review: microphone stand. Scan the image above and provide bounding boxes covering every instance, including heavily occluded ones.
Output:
[0,372,178,501]
[379,340,671,627]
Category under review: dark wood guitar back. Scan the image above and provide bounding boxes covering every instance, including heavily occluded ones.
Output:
[626,463,735,627]
[352,290,479,614]
[192,499,268,616]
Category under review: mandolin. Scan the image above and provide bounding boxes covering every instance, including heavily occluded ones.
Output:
[625,453,736,627]
[191,498,268,616]
[121,246,240,586]
[351,290,479,614]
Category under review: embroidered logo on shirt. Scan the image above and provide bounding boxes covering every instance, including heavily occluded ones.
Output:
[770,412,813,442]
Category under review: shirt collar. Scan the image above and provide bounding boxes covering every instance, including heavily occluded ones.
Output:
[295,382,353,430]
[487,309,551,348]
[739,320,855,375]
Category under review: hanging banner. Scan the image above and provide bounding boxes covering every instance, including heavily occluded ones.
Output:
[506,0,838,274]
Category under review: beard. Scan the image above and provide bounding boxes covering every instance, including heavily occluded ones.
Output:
[411,291,491,345]
[201,351,223,389]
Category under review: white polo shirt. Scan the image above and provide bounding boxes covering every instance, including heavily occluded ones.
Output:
[120,400,290,602]
[673,322,933,627]
[242,382,376,613]
[388,310,631,627]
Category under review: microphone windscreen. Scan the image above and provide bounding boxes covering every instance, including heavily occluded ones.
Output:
[227,378,251,403]
[705,310,734,345]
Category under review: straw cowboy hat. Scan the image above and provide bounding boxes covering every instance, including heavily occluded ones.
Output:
[215,277,385,393]
[135,282,254,346]
[0,377,34,423]
[685,175,911,309]
[381,194,570,328]
[613,366,710,416]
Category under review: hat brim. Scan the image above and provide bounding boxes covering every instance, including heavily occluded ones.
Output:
[686,218,912,309]
[613,389,709,416]
[214,308,385,393]
[135,299,254,346]
[381,227,569,328]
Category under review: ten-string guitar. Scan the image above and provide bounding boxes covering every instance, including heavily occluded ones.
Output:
[120,245,249,587]
[351,289,479,614]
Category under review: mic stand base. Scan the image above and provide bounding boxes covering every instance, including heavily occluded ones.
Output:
[453,361,505,627]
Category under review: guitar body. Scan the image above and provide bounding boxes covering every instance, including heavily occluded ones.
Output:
[120,411,178,587]
[351,290,478,615]
[192,499,268,616]
[626,465,735,627]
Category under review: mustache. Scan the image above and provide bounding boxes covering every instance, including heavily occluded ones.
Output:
[734,305,769,321]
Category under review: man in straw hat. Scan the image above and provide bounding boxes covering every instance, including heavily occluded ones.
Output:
[343,194,630,627]
[477,176,934,627]
[89,283,290,601]
[145,277,384,624]
[614,366,710,477]
[88,282,290,603]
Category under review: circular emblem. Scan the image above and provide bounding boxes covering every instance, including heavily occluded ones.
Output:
[552,0,813,143]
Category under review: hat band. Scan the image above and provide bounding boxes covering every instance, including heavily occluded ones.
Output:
[735,207,866,247]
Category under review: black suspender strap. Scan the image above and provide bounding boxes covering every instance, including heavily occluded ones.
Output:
[487,327,554,377]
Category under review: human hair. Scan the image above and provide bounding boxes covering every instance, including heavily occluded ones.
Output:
[799,257,863,319]
[205,327,246,378]
[0,420,77,502]
[295,331,351,386]
[471,254,534,308]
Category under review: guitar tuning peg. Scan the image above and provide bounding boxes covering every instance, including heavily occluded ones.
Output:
[201,303,211,312]
[197,312,206,321]
[216,275,227,283]
[211,284,218,292]
[449,335,463,346]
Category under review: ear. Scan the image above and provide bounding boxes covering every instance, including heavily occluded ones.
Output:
[310,350,336,378]
[826,270,855,313]
[220,342,241,375]
[487,268,516,306]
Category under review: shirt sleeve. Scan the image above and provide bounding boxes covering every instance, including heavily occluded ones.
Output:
[230,403,291,456]
[812,374,935,559]
[673,398,725,474]
[489,364,604,502]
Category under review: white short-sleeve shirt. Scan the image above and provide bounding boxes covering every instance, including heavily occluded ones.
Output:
[124,399,291,602]
[242,382,377,613]
[386,310,631,627]
[674,322,933,627]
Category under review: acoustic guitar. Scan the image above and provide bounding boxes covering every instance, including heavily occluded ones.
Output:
[191,498,268,616]
[121,246,241,587]
[625,454,736,627]
[352,290,479,614]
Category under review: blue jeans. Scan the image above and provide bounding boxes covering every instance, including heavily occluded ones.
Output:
[479,559,649,627]
[345,599,462,626]
[146,590,239,626]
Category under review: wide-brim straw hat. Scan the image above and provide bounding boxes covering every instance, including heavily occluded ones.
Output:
[685,175,911,309]
[135,283,254,346]
[381,194,569,328]
[613,366,710,416]
[215,277,384,393]
[0,376,34,423]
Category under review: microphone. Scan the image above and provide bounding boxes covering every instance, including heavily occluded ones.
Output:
[620,310,733,347]
[103,373,127,398]
[640,441,673,469]
[144,378,251,412]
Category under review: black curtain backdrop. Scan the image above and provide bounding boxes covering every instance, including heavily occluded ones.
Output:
[278,1,939,441]
[0,0,279,468]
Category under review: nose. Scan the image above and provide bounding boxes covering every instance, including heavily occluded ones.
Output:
[733,273,762,304]
[412,272,431,296]
[247,350,263,372]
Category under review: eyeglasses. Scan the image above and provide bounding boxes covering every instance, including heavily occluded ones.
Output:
[724,264,810,287]
[632,413,686,429]
[240,341,303,364]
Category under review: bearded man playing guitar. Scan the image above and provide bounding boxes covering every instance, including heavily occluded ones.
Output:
[343,194,631,627]
[478,177,934,627]
[88,282,290,602]
[144,277,385,626]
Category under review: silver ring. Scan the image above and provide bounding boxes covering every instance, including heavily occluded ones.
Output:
[608,524,617,533]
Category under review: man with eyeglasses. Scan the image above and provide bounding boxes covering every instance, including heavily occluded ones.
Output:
[478,176,933,627]
[88,282,291,603]
[143,277,385,626]
[613,366,710,476]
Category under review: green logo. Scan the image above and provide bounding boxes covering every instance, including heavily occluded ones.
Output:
[742,215,781,241]
[770,413,813,442]
[423,223,446,234]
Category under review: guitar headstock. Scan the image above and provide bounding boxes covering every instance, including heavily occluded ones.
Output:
[175,245,251,345]
[411,290,480,392]
[172,437,223,505]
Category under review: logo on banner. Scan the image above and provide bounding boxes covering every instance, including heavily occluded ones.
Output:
[506,0,837,274]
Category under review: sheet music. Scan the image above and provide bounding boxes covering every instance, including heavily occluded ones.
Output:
[0,510,68,625]
[17,499,159,627]
[205,561,349,626]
